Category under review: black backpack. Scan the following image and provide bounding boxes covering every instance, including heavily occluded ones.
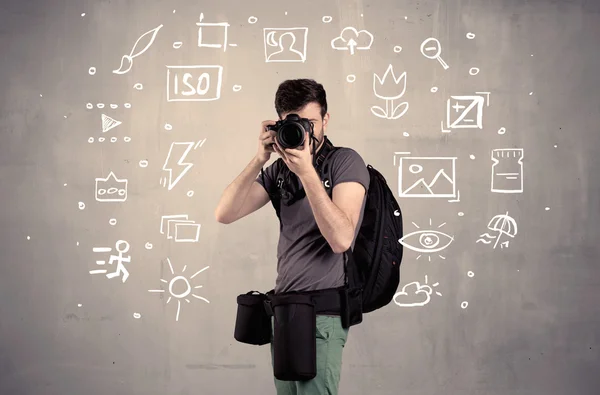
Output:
[266,137,403,314]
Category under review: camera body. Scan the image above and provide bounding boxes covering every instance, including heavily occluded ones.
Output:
[267,114,314,149]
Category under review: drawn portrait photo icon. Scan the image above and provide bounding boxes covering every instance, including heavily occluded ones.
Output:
[399,230,453,253]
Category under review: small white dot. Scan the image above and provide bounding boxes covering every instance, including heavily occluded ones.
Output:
[88,137,94,143]
[458,212,464,216]
[498,127,506,135]
[78,304,82,307]
[139,160,148,168]
[88,67,96,75]
[469,154,475,160]
[133,313,141,319]
[545,207,550,211]
[173,9,176,13]
[248,16,258,24]
[430,87,438,93]
[78,202,85,210]
[27,236,31,240]
[76,242,79,246]
[109,218,117,225]
[64,183,67,186]
[64,115,67,118]
[554,144,558,148]
[40,94,43,97]
[466,32,475,39]
[461,301,469,309]
[86,103,93,109]
[124,103,131,108]
[96,103,104,108]
[360,13,363,17]
[81,13,86,17]
[187,190,194,197]
[467,271,474,278]
[404,16,408,20]
[529,92,533,95]
[98,137,105,142]
[469,67,480,76]
[531,54,534,57]
[402,132,409,137]
[393,46,402,53]
[145,242,153,250]
[133,83,143,90]
[284,11,288,15]
[322,16,333,23]
[123,136,131,142]
[346,74,356,83]
[232,85,242,92]
[110,104,118,109]
[164,123,172,130]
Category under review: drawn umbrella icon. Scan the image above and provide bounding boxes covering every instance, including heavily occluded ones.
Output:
[485,212,517,249]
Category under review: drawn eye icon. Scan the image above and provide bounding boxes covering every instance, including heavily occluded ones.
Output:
[398,230,454,253]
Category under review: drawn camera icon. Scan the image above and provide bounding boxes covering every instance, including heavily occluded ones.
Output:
[95,171,128,202]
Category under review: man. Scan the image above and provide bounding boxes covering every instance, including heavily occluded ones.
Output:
[214,79,370,395]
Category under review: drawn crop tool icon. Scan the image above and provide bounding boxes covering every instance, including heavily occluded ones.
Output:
[476,212,517,249]
[330,26,374,55]
[196,12,234,51]
[371,64,408,120]
[398,218,453,261]
[113,24,163,75]
[148,259,210,322]
[95,171,128,202]
[393,275,442,307]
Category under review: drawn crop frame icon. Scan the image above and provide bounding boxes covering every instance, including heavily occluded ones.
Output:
[166,65,223,102]
[196,12,234,51]
[263,27,308,63]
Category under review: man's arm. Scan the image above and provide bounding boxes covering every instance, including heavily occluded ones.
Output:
[214,155,269,224]
[300,168,361,253]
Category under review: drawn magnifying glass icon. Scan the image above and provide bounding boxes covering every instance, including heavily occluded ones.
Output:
[420,37,449,70]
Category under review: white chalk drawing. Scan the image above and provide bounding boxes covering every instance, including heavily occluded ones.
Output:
[133,83,143,90]
[441,92,490,133]
[248,16,258,24]
[393,46,402,53]
[263,27,308,63]
[498,127,506,135]
[133,313,141,319]
[87,103,131,110]
[160,215,201,243]
[166,65,223,102]
[395,153,458,200]
[95,171,127,202]
[164,123,173,130]
[173,42,183,49]
[331,27,373,55]
[469,67,480,75]
[148,258,210,322]
[101,114,122,133]
[420,37,449,70]
[476,212,517,249]
[491,148,523,193]
[160,139,206,190]
[196,13,235,51]
[139,160,148,167]
[346,75,356,83]
[232,85,242,92]
[88,67,96,75]
[90,240,131,283]
[371,64,408,120]
[393,275,442,307]
[88,137,131,144]
[145,242,153,250]
[186,190,194,197]
[430,87,438,93]
[113,24,163,75]
[398,218,453,261]
[78,202,85,210]
[322,16,332,23]
[466,32,475,39]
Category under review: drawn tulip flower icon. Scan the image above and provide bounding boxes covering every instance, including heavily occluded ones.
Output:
[371,64,409,120]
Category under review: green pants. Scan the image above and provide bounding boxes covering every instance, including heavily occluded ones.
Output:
[270,315,349,395]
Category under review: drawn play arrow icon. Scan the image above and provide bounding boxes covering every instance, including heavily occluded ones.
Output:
[101,114,122,133]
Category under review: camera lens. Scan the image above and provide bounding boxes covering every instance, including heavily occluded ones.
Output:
[278,123,304,148]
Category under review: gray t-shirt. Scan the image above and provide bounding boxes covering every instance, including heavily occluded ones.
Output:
[256,148,370,293]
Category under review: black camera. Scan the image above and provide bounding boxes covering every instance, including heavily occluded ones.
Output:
[267,114,314,149]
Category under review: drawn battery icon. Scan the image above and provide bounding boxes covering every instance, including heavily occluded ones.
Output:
[491,148,524,193]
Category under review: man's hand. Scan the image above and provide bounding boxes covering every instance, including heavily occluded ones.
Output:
[273,131,314,179]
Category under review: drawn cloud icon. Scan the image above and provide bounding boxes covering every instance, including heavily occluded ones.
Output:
[393,281,433,307]
[331,27,374,51]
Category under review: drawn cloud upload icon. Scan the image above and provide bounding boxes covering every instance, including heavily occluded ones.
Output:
[331,27,374,54]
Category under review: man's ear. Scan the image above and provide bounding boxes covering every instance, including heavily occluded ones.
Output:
[322,113,330,131]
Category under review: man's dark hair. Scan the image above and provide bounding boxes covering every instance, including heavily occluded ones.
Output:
[274,79,328,119]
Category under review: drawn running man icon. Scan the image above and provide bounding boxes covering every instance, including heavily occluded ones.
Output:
[90,240,131,282]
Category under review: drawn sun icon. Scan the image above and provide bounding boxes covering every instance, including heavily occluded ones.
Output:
[148,258,210,322]
[398,218,454,261]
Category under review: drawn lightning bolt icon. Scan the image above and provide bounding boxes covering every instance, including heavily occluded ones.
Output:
[161,139,206,190]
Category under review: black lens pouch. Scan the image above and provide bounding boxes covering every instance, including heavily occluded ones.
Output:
[270,293,317,381]
[234,291,272,346]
